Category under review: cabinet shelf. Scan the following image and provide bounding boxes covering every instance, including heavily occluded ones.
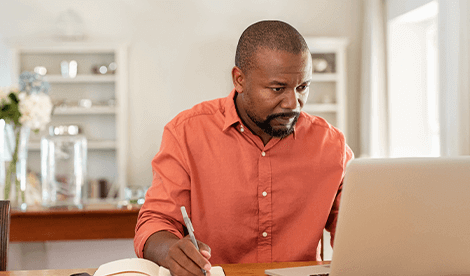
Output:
[29,140,117,151]
[45,74,116,83]
[53,106,116,115]
[13,42,129,200]
[305,37,348,134]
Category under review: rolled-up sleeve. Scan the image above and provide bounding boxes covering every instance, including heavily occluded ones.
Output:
[134,123,190,258]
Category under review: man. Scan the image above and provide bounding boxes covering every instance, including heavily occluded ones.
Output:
[135,20,354,275]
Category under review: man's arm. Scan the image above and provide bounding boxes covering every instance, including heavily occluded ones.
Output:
[325,143,354,246]
[144,230,212,276]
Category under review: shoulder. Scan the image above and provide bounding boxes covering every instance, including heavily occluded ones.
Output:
[167,97,225,129]
[298,111,345,140]
[298,112,354,165]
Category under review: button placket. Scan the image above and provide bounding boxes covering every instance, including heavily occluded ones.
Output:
[258,148,272,262]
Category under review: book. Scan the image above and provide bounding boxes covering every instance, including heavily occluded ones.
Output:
[93,258,226,276]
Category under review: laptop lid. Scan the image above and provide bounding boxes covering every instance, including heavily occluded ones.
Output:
[330,157,470,276]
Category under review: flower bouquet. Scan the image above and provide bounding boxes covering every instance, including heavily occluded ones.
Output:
[0,72,53,208]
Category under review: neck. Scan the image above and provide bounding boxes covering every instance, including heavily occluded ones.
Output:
[234,93,272,145]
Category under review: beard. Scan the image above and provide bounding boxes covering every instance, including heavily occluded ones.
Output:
[247,111,300,138]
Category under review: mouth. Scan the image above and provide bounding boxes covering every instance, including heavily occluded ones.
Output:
[274,115,296,125]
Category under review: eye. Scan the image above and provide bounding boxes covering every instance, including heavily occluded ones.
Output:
[296,85,309,93]
[271,87,284,92]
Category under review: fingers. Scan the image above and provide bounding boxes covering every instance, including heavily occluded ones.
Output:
[166,236,211,276]
[197,240,211,260]
[200,250,211,260]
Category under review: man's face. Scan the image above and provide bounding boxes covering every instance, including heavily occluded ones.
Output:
[235,48,312,139]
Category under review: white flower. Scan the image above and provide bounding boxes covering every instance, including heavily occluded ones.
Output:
[18,92,53,131]
[0,86,14,105]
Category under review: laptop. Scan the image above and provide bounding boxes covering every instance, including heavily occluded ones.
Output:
[266,157,470,276]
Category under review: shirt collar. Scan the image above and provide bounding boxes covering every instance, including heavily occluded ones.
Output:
[222,89,242,132]
[221,88,298,140]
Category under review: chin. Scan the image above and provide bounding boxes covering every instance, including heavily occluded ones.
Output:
[270,126,294,138]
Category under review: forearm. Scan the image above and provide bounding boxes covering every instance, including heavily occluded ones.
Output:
[143,230,180,268]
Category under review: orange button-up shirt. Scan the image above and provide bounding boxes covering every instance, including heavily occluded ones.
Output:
[135,89,353,264]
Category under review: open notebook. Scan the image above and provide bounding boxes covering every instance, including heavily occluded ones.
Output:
[94,258,225,276]
[266,157,470,276]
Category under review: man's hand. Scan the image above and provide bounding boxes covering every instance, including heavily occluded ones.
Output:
[165,235,212,275]
[144,231,212,276]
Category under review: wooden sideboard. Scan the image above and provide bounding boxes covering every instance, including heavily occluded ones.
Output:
[10,203,140,242]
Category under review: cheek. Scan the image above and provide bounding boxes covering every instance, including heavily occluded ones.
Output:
[251,89,274,107]
[259,89,272,99]
[299,90,309,106]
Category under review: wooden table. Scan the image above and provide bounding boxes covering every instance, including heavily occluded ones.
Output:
[10,203,140,242]
[0,261,326,276]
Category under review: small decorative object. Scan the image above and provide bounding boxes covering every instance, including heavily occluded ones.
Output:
[312,58,328,73]
[60,60,78,78]
[91,65,99,74]
[107,62,117,74]
[41,125,87,208]
[99,65,108,75]
[0,72,53,210]
[69,60,78,78]
[33,66,47,76]
[92,63,116,75]
[78,99,92,108]
[311,53,336,73]
[61,61,69,77]
[98,178,109,199]
[124,186,149,205]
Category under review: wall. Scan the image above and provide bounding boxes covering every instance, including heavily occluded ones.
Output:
[1,0,364,269]
[387,0,434,20]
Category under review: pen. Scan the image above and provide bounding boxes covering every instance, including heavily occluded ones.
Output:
[181,206,207,276]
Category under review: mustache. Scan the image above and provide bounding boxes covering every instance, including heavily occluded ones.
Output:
[266,111,300,122]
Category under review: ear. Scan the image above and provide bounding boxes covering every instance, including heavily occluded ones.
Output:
[231,66,245,93]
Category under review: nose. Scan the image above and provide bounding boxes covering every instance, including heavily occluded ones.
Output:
[280,89,300,110]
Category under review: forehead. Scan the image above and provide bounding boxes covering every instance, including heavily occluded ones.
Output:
[249,47,312,79]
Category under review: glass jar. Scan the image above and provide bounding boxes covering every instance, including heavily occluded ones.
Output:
[41,125,87,208]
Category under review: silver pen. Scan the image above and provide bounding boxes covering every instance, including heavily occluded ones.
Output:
[181,206,207,276]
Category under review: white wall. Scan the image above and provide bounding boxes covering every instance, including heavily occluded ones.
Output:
[0,0,364,188]
[388,18,437,157]
[387,0,434,20]
[386,0,470,156]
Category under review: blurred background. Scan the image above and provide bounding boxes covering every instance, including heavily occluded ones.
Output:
[1,0,469,270]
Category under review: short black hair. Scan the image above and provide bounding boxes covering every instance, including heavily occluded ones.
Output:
[235,20,310,72]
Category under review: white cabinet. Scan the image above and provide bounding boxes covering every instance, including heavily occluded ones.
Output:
[304,37,349,137]
[304,37,348,261]
[11,42,128,199]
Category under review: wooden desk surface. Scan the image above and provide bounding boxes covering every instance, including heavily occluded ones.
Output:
[10,203,141,242]
[0,261,326,276]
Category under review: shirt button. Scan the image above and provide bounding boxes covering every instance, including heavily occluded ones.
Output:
[262,191,267,197]
[240,126,244,132]
[262,232,268,237]
[261,151,266,156]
